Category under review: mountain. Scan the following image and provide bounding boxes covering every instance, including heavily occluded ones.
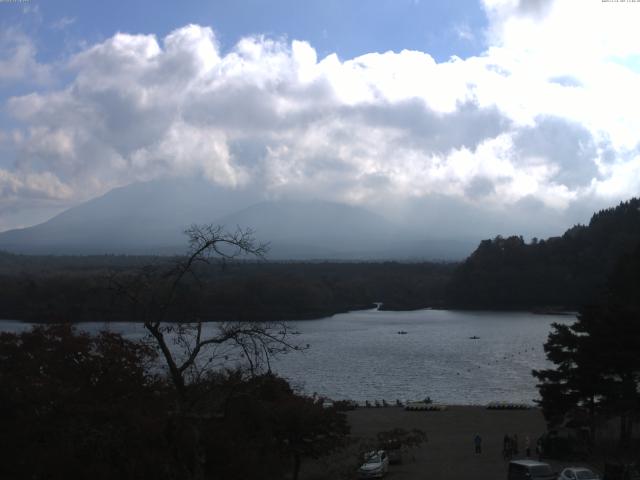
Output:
[446,198,640,309]
[218,200,399,259]
[0,179,258,255]
[0,179,475,259]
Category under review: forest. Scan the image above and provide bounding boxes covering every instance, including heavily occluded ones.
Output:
[446,198,640,310]
[0,252,454,323]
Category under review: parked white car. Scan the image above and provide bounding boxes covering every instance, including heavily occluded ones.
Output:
[358,450,389,478]
[559,467,600,480]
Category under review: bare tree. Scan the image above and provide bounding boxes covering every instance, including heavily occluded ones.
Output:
[109,224,300,402]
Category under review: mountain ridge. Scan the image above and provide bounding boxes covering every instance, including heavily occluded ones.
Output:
[0,179,476,260]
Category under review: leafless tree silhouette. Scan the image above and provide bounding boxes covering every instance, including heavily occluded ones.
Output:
[109,224,302,401]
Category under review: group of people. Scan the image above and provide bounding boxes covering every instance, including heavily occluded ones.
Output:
[502,434,543,460]
[502,434,521,459]
[472,433,543,458]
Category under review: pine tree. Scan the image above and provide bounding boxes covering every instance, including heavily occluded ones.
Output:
[533,245,640,447]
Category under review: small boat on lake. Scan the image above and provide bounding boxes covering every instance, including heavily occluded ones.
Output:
[397,331,408,335]
[469,335,480,339]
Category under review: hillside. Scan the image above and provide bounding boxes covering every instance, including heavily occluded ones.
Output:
[446,198,640,309]
[0,179,256,254]
[0,179,475,260]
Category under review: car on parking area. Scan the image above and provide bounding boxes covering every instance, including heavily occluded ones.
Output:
[559,467,600,480]
[358,450,389,478]
[604,463,640,480]
[508,459,557,480]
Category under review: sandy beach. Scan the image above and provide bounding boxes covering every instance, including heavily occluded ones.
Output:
[348,406,547,480]
[302,406,597,480]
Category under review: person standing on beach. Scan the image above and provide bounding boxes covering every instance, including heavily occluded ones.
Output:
[503,434,512,459]
[536,436,543,460]
[474,434,482,454]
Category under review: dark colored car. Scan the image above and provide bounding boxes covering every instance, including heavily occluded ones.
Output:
[508,460,557,480]
[604,463,640,480]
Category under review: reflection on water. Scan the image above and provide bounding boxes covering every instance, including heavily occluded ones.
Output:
[272,309,572,404]
[0,309,572,404]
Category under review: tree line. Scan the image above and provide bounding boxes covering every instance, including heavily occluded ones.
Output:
[0,251,453,323]
[446,198,640,310]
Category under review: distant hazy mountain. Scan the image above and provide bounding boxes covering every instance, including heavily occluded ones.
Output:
[0,179,476,259]
[222,200,478,259]
[218,200,398,259]
[0,179,256,255]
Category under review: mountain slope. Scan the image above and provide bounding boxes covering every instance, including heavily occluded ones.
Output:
[0,180,477,259]
[218,200,401,259]
[0,179,257,254]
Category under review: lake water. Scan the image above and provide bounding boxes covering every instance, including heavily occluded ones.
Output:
[0,309,572,405]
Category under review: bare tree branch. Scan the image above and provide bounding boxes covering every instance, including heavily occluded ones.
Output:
[107,224,295,402]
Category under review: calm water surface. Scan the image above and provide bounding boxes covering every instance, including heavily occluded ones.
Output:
[0,309,572,405]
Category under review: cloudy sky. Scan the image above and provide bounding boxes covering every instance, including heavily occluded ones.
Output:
[1,0,640,237]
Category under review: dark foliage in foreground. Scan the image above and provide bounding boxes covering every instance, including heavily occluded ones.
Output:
[0,325,349,480]
[447,198,640,309]
[201,372,350,480]
[0,324,168,479]
[533,245,640,448]
[0,254,454,322]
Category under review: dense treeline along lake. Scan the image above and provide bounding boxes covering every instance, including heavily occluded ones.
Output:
[0,308,571,405]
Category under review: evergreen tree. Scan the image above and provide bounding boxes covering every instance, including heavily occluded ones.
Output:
[533,245,640,447]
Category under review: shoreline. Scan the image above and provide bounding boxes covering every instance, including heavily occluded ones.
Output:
[0,305,578,325]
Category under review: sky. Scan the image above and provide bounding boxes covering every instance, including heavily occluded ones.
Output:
[1,0,640,237]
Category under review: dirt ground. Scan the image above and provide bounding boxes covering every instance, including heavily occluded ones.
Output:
[301,406,598,480]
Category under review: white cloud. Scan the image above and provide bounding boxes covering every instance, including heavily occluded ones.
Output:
[2,5,640,233]
[0,168,72,202]
[0,28,50,84]
[454,23,476,42]
[51,16,76,31]
[480,0,640,145]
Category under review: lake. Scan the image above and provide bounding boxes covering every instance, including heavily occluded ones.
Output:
[0,308,572,405]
